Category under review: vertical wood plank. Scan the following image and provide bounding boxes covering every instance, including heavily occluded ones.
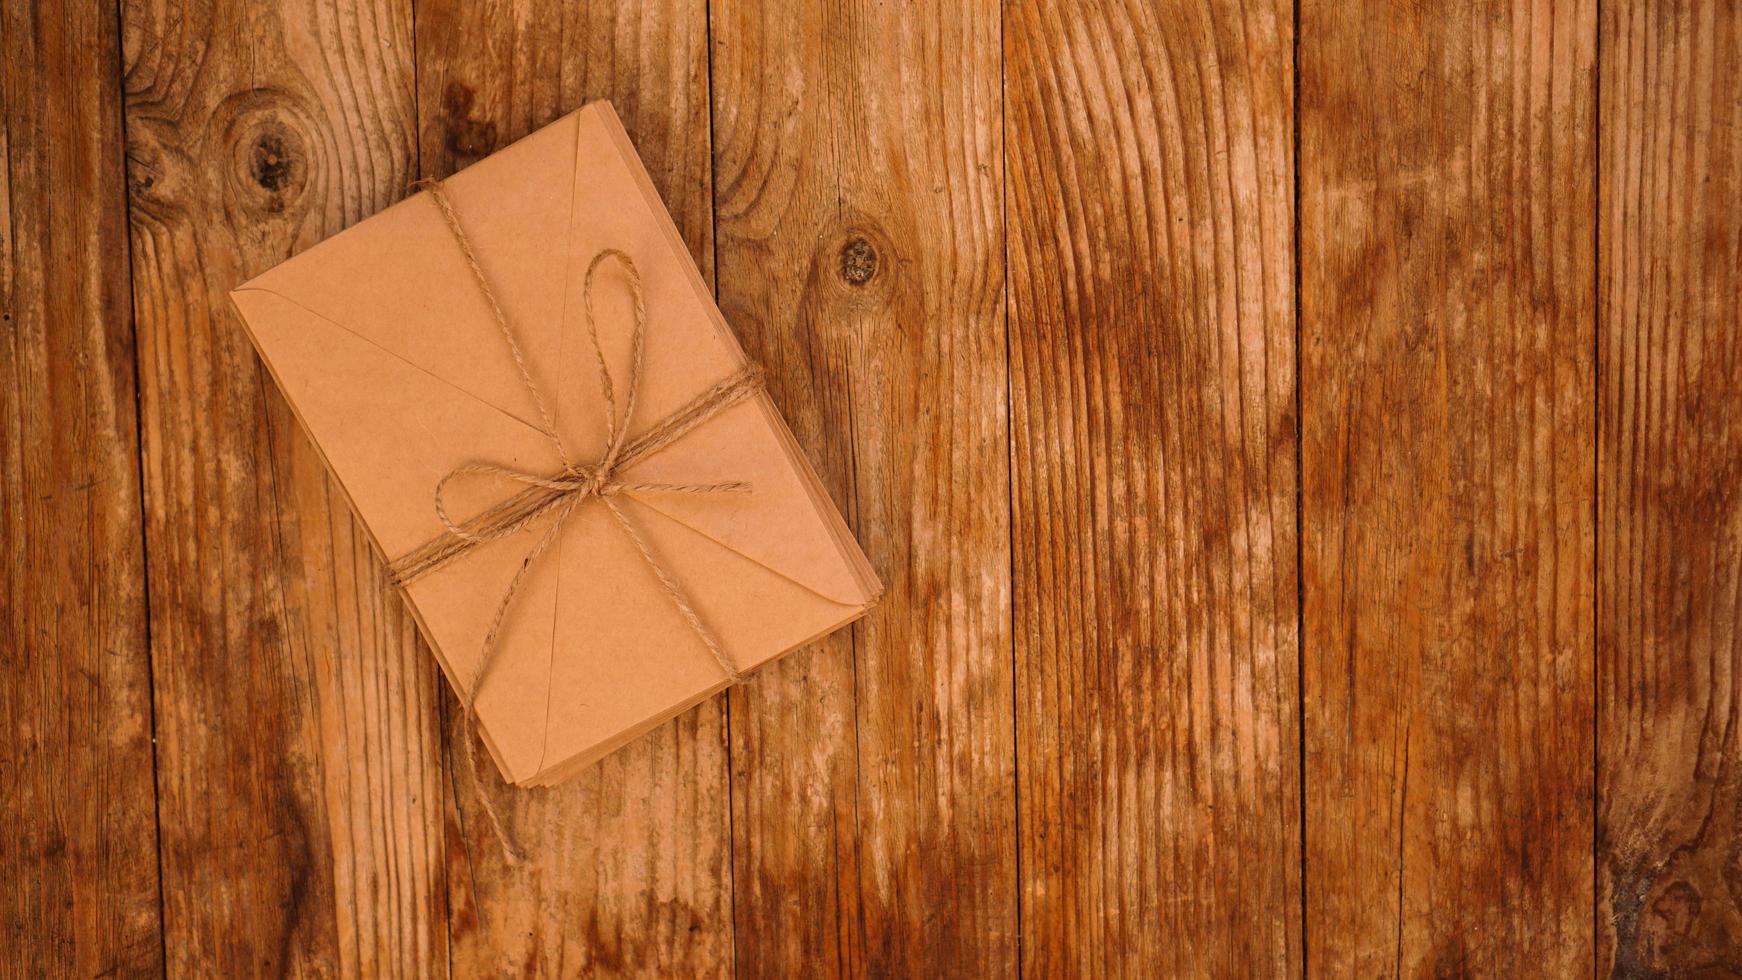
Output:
[1598,2,1742,974]
[120,1,444,974]
[1300,0,1597,973]
[0,2,163,974]
[411,2,734,974]
[1005,1,1300,974]
[709,0,1015,974]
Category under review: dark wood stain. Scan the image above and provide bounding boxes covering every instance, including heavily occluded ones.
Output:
[441,81,498,162]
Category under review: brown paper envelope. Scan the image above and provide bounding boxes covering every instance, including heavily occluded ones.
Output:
[230,102,879,783]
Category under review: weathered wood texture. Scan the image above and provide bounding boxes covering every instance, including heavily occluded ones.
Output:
[412,2,734,973]
[120,1,446,974]
[1301,0,1597,974]
[709,0,1016,974]
[0,2,163,975]
[1005,1,1300,975]
[1598,2,1742,974]
[21,0,1742,974]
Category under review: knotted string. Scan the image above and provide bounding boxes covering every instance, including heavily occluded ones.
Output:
[392,179,762,862]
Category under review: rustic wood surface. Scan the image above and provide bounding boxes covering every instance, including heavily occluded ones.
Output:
[121,0,441,975]
[4,0,1740,976]
[1598,2,1742,974]
[1006,1,1299,975]
[709,2,1015,975]
[1,1,162,975]
[1301,0,1598,974]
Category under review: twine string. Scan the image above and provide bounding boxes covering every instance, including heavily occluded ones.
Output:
[395,179,760,862]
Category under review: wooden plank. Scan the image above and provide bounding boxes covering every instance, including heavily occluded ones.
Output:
[120,2,445,974]
[1300,0,1596,973]
[0,2,163,975]
[709,1,1015,974]
[1598,2,1742,974]
[410,2,734,973]
[1005,1,1300,974]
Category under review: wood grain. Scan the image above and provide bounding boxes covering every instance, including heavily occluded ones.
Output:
[1300,0,1597,973]
[709,0,1016,974]
[1598,2,1742,974]
[0,2,163,975]
[120,0,446,974]
[1005,1,1300,975]
[11,0,1742,971]
[411,2,734,973]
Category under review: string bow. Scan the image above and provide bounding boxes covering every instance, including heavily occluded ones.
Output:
[389,179,762,860]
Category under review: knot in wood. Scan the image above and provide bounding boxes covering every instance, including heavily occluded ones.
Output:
[839,237,879,285]
[250,133,296,192]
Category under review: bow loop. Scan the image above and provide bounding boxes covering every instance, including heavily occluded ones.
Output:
[584,248,649,469]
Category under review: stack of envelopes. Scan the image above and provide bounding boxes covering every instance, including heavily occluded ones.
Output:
[229,102,881,786]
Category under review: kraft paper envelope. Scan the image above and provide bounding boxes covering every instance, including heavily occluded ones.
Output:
[229,102,881,786]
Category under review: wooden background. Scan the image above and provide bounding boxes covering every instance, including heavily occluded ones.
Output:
[3,0,1738,975]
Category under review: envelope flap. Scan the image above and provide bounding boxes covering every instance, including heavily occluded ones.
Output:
[238,112,587,436]
[533,494,875,780]
[617,400,872,607]
[229,288,560,558]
